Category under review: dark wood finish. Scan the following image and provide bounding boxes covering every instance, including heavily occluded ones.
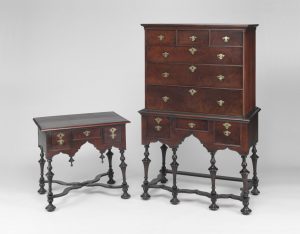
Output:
[140,24,260,215]
[170,147,179,205]
[34,112,130,211]
[160,144,168,183]
[146,63,243,89]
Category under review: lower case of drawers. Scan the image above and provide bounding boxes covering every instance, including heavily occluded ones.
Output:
[140,109,259,156]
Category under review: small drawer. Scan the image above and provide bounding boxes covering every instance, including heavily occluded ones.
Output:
[146,30,176,45]
[177,30,209,46]
[214,121,241,145]
[72,128,101,140]
[175,118,208,131]
[210,30,243,46]
[104,126,122,144]
[146,116,170,139]
[50,130,71,149]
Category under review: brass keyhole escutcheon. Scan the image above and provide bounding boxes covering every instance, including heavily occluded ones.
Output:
[188,89,197,96]
[188,122,196,129]
[189,47,197,55]
[189,35,197,42]
[189,65,197,73]
[223,123,231,129]
[216,75,225,81]
[162,52,169,58]
[158,34,165,41]
[223,130,231,137]
[162,96,170,103]
[155,117,162,124]
[217,100,225,107]
[83,130,91,137]
[217,53,225,60]
[161,72,170,78]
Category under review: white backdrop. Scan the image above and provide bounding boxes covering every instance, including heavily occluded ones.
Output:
[1,0,300,233]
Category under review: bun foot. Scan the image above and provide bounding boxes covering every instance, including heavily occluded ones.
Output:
[141,192,151,200]
[107,179,116,184]
[170,197,180,205]
[121,192,131,199]
[251,188,260,195]
[241,207,252,215]
[38,188,46,194]
[209,203,219,211]
[45,204,56,212]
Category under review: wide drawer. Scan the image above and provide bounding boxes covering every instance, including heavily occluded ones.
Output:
[147,46,243,65]
[72,127,101,140]
[210,30,243,46]
[146,30,176,45]
[146,85,243,116]
[177,30,209,45]
[146,63,243,89]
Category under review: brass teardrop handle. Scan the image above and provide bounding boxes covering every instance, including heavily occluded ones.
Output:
[161,72,170,78]
[189,35,197,41]
[188,122,196,129]
[189,65,197,72]
[189,47,197,55]
[188,89,197,96]
[158,34,165,41]
[217,53,225,60]
[83,130,91,137]
[162,52,169,58]
[155,125,162,131]
[217,100,225,107]
[216,74,225,81]
[222,36,230,42]
[223,130,231,136]
[162,96,170,103]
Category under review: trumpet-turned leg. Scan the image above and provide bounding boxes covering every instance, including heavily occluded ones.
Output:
[250,145,260,195]
[38,146,46,194]
[141,144,151,200]
[160,144,168,184]
[208,151,219,211]
[107,149,116,184]
[170,146,179,205]
[119,149,130,199]
[240,155,252,215]
[45,158,56,212]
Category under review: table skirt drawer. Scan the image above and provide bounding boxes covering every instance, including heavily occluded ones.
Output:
[146,85,243,116]
[145,115,171,139]
[104,126,122,144]
[175,118,208,131]
[50,130,72,149]
[146,63,243,89]
[214,121,241,145]
[72,128,101,140]
[147,46,243,65]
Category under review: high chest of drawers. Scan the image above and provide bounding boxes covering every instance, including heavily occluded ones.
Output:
[139,24,260,215]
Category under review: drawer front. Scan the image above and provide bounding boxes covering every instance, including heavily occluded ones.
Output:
[214,121,241,145]
[146,63,243,89]
[175,118,208,131]
[146,30,176,45]
[147,46,243,65]
[146,85,243,116]
[72,128,101,140]
[104,126,122,144]
[177,30,209,45]
[145,116,170,138]
[210,30,243,46]
[50,130,71,149]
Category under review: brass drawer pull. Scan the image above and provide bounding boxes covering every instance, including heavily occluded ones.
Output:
[110,127,117,139]
[189,47,197,55]
[83,130,91,137]
[188,122,196,129]
[188,89,197,96]
[56,132,65,145]
[223,123,231,129]
[155,125,162,131]
[158,34,165,41]
[161,72,170,78]
[162,96,170,103]
[223,130,231,137]
[217,100,225,106]
[217,53,225,60]
[189,65,197,72]
[162,52,169,58]
[155,117,162,124]
[216,74,225,81]
[222,36,230,43]
[189,35,197,42]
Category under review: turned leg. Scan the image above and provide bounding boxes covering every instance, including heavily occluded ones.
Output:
[160,144,168,183]
[107,148,116,184]
[38,146,46,194]
[240,155,251,215]
[208,151,219,211]
[119,149,130,199]
[45,158,56,212]
[170,146,179,205]
[250,145,260,195]
[141,144,151,200]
